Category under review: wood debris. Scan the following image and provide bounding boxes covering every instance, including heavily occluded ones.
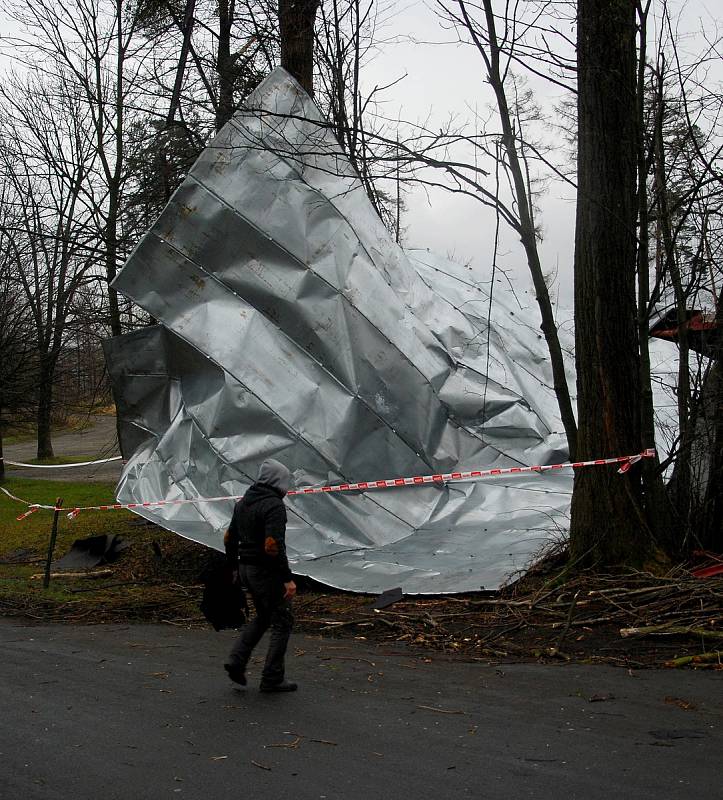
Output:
[294,566,723,668]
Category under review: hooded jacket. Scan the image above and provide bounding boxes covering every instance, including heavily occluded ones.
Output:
[224,459,293,582]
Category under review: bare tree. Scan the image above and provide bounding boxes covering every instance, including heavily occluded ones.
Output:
[432,0,578,456]
[315,0,403,232]
[640,7,723,554]
[632,0,677,557]
[0,201,38,481]
[279,0,320,95]
[6,0,152,337]
[135,0,271,133]
[0,72,99,458]
[569,0,655,566]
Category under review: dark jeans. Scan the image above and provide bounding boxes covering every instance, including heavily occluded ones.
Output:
[227,564,294,685]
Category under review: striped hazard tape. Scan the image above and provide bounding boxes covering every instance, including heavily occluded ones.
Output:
[0,449,656,521]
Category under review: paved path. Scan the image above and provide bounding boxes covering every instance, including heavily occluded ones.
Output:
[1,619,720,799]
[3,416,123,483]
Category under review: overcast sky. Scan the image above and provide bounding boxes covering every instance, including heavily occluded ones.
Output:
[358,0,722,310]
[1,0,719,314]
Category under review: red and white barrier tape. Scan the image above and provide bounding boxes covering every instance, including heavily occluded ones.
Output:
[0,456,122,469]
[287,449,656,493]
[0,449,656,522]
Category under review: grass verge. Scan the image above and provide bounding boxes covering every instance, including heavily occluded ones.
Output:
[1,477,124,549]
[0,477,210,624]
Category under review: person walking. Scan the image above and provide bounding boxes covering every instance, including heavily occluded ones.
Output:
[223,458,297,692]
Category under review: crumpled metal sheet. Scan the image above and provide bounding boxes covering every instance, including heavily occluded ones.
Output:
[106,66,575,594]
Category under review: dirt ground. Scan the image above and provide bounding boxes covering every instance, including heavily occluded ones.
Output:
[293,552,723,670]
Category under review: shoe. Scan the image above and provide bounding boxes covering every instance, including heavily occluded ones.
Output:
[259,680,298,693]
[224,663,247,686]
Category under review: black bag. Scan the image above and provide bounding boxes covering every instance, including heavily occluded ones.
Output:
[199,556,248,631]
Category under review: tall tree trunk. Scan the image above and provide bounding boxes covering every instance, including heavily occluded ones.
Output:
[570,0,652,567]
[699,352,722,552]
[635,4,675,555]
[697,220,722,553]
[216,0,235,131]
[106,198,122,337]
[36,358,55,459]
[652,73,694,543]
[105,0,126,338]
[167,0,197,128]
[278,0,319,96]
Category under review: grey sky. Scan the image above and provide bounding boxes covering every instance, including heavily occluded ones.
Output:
[1,0,718,313]
[359,0,722,309]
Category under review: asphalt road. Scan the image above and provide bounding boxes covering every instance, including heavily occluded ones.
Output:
[3,416,122,483]
[1,619,720,800]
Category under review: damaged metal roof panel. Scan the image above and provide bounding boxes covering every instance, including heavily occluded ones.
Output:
[107,67,574,593]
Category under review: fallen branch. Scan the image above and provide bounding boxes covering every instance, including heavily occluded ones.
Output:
[416,705,465,715]
[318,655,376,666]
[664,652,722,668]
[69,580,142,593]
[620,625,723,640]
[266,736,302,749]
[552,613,624,628]
[315,619,374,630]
[30,569,114,580]
[550,590,580,655]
